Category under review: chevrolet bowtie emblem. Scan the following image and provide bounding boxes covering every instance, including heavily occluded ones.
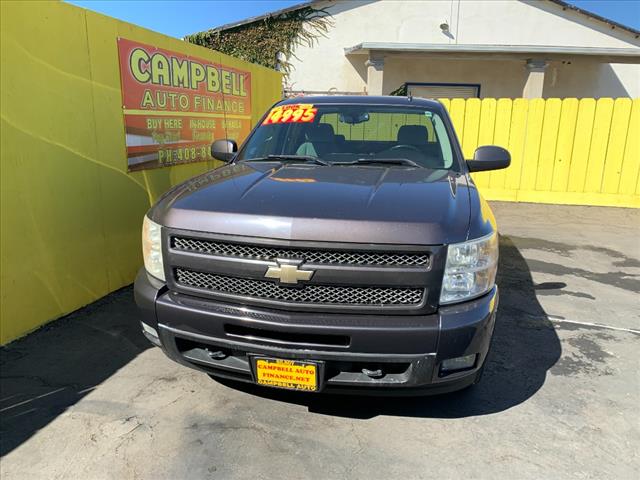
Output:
[264,260,314,284]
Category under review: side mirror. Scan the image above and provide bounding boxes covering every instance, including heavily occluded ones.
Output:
[467,146,511,172]
[211,139,237,162]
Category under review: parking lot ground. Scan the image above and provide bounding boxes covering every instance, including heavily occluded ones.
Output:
[1,202,639,480]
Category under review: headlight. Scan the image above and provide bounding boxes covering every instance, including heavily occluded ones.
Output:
[142,215,165,281]
[440,231,498,304]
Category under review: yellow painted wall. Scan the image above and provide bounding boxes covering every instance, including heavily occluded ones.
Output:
[0,1,282,344]
[440,98,640,208]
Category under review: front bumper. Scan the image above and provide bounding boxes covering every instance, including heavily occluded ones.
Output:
[134,269,498,395]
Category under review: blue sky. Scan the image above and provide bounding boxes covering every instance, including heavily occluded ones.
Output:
[66,0,303,38]
[66,0,639,38]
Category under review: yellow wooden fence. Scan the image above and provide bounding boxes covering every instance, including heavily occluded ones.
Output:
[441,98,639,208]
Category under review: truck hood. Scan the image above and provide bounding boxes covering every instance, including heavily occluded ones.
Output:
[151,162,471,245]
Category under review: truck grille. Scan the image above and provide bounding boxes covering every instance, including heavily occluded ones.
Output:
[172,236,429,267]
[175,268,424,306]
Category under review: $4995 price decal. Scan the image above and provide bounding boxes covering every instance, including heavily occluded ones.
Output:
[262,104,317,125]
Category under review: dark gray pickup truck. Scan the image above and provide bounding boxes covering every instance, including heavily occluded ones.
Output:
[135,96,510,395]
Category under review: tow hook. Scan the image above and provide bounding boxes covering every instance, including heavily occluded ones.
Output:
[206,349,227,360]
[362,368,384,379]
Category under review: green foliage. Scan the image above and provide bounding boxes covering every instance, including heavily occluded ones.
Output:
[185,7,332,76]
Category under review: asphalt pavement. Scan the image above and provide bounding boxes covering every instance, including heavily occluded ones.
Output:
[1,202,639,479]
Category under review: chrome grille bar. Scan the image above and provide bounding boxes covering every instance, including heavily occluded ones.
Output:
[172,236,429,267]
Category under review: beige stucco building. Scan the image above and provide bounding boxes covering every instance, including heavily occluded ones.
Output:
[209,0,640,98]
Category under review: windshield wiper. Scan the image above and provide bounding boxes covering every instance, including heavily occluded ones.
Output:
[334,158,422,168]
[242,155,329,166]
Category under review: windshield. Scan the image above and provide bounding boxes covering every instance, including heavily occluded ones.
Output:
[236,103,458,170]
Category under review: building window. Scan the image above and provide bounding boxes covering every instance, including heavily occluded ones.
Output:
[406,83,480,99]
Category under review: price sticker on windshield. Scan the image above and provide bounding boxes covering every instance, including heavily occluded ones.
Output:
[263,104,317,125]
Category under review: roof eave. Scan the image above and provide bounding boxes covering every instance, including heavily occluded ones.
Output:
[185,0,321,38]
[344,42,640,63]
[547,0,640,38]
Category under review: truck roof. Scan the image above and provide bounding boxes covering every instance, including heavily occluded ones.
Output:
[278,95,443,109]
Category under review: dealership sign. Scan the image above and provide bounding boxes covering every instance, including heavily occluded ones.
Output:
[117,38,252,171]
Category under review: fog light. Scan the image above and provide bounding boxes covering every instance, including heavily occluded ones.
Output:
[440,354,477,374]
[141,322,161,346]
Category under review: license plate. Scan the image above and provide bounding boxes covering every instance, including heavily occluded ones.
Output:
[253,357,319,392]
